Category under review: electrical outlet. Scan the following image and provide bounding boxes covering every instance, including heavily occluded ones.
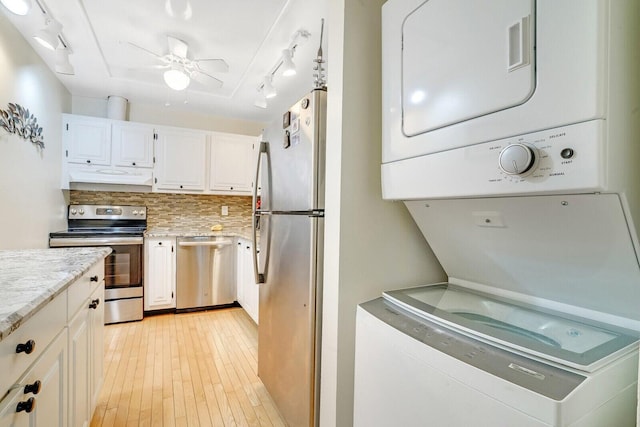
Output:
[221,206,229,216]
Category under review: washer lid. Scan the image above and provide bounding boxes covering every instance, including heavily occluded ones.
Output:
[384,284,638,372]
[404,194,640,330]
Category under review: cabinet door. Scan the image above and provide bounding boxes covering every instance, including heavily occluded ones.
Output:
[68,304,90,427]
[112,122,154,168]
[243,242,259,324]
[63,115,111,166]
[0,329,68,427]
[89,286,104,415]
[154,129,206,192]
[144,238,176,310]
[210,133,255,194]
[236,239,259,324]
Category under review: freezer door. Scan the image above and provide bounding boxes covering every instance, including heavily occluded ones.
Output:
[258,213,322,427]
[261,89,326,211]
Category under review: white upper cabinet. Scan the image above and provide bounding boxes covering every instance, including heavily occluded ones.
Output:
[154,127,207,192]
[111,122,155,168]
[210,132,256,195]
[64,115,111,166]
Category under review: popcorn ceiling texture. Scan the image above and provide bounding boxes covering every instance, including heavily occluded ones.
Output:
[69,191,253,230]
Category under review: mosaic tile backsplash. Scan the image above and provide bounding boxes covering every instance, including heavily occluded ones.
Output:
[69,191,253,230]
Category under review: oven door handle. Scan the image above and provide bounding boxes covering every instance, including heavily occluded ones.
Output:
[49,236,144,246]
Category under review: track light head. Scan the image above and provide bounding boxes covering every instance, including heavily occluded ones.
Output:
[55,47,74,75]
[281,49,296,77]
[33,17,62,50]
[0,0,31,15]
[263,75,276,99]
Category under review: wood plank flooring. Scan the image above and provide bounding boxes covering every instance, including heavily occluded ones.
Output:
[91,308,286,427]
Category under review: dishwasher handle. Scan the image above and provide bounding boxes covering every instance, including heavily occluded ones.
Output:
[178,240,233,247]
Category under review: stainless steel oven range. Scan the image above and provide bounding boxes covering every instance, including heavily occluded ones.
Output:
[49,204,146,324]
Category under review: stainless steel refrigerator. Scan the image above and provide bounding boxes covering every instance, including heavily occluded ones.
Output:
[252,88,326,427]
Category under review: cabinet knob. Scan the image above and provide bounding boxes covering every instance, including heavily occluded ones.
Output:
[180,185,184,189]
[90,275,99,282]
[230,186,234,190]
[16,339,35,355]
[89,298,100,309]
[16,397,35,413]
[158,241,162,245]
[86,160,91,164]
[24,380,41,395]
[132,162,136,166]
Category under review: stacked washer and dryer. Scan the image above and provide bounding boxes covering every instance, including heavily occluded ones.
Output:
[354,1,640,426]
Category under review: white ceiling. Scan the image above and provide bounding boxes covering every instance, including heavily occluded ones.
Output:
[1,0,328,122]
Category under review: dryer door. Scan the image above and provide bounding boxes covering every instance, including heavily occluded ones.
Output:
[402,0,536,137]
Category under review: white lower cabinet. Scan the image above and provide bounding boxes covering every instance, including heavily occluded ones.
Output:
[69,284,104,427]
[0,329,68,427]
[145,237,176,311]
[0,259,105,427]
[236,238,259,324]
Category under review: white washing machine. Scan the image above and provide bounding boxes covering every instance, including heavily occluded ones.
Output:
[354,285,638,427]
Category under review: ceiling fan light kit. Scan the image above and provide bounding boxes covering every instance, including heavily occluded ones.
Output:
[0,0,31,15]
[32,16,62,50]
[164,66,191,91]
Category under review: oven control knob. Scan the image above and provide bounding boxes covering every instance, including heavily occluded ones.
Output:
[133,210,139,215]
[498,143,537,176]
[78,209,85,215]
[70,208,77,215]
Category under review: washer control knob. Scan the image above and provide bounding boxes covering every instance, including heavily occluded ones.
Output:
[499,143,536,175]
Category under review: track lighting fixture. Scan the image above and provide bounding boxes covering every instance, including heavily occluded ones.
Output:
[281,49,296,77]
[0,0,31,15]
[263,75,277,99]
[253,28,310,109]
[33,16,62,50]
[54,47,74,75]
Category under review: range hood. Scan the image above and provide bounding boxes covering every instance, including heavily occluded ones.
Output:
[67,166,153,186]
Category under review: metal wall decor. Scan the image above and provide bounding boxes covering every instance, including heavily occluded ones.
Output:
[0,103,45,149]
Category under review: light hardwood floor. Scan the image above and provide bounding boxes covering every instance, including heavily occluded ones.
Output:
[91,308,286,427]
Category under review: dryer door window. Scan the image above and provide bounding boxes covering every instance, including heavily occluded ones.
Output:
[402,0,536,137]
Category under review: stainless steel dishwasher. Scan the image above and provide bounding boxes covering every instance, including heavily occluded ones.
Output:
[176,236,236,310]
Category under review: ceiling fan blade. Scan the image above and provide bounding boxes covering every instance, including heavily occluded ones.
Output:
[194,59,229,74]
[191,70,223,89]
[167,36,189,58]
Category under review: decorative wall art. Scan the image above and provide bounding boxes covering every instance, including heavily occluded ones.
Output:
[0,103,45,149]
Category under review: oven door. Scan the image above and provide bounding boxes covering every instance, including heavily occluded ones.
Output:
[103,243,144,324]
[49,236,144,324]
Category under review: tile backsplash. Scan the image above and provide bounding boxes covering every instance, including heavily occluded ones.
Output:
[69,191,253,230]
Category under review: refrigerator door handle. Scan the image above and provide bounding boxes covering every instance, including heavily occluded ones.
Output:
[253,141,270,284]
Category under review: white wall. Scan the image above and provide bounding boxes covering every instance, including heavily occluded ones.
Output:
[0,12,70,249]
[72,95,264,135]
[319,0,446,425]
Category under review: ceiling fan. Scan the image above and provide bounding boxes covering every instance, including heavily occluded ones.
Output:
[127,35,229,91]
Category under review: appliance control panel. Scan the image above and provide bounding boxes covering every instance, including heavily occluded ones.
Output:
[68,204,147,220]
[382,120,605,200]
[360,298,586,401]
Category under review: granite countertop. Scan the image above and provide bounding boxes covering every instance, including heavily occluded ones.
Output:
[0,247,112,343]
[145,225,255,241]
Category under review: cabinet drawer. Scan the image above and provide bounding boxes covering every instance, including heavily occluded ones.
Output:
[0,328,67,425]
[0,291,66,397]
[68,261,104,320]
